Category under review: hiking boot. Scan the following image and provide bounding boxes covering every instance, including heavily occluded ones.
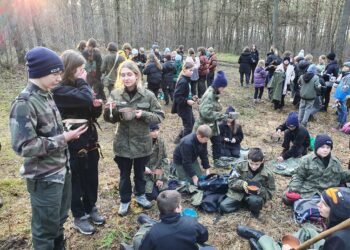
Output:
[73,215,95,235]
[89,207,105,225]
[118,202,130,216]
[236,225,264,240]
[249,238,263,250]
[137,213,157,225]
[136,195,152,209]
[53,234,65,250]
[120,243,134,250]
[214,159,228,168]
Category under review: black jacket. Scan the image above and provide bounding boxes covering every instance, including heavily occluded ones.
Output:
[322,228,350,250]
[173,133,210,177]
[251,50,259,65]
[172,76,191,114]
[139,213,209,250]
[219,123,244,150]
[323,60,339,82]
[238,52,253,73]
[162,61,176,85]
[143,62,163,87]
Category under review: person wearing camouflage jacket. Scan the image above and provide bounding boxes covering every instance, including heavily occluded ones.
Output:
[220,148,275,218]
[194,71,229,162]
[9,47,87,250]
[144,124,170,201]
[104,61,164,216]
[285,134,350,202]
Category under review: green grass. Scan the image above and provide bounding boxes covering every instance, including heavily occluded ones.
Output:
[216,53,239,63]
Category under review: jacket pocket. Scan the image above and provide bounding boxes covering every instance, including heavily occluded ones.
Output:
[136,103,150,111]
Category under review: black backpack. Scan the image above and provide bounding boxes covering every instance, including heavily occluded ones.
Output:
[197,174,229,194]
[200,191,226,213]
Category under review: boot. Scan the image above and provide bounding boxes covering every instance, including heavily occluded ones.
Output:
[249,238,263,250]
[236,225,264,240]
[137,213,158,225]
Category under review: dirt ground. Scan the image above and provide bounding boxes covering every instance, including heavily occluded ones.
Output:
[0,64,348,250]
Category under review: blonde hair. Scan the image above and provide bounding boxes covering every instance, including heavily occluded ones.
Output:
[305,54,313,62]
[257,59,265,67]
[176,62,194,84]
[115,61,142,89]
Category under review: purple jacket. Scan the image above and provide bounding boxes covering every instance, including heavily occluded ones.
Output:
[254,67,267,87]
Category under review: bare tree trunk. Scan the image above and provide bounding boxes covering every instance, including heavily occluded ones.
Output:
[70,0,80,44]
[99,0,110,45]
[334,0,350,63]
[309,0,319,55]
[29,1,43,46]
[114,0,122,44]
[8,16,26,64]
[272,0,279,49]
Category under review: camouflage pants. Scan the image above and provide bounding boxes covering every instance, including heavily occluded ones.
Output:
[174,161,202,183]
[26,171,71,250]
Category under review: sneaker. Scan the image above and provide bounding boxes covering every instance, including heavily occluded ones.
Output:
[136,195,152,209]
[289,98,294,102]
[73,215,95,235]
[257,98,262,103]
[118,202,130,216]
[89,207,105,225]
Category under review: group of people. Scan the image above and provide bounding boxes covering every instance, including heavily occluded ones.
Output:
[8,40,350,250]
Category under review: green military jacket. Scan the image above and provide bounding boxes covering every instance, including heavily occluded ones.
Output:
[104,86,164,158]
[144,137,169,193]
[288,153,350,198]
[101,52,125,84]
[268,70,285,102]
[194,86,227,136]
[9,82,68,179]
[227,161,276,202]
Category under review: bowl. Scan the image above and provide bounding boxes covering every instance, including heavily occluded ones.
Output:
[282,234,300,249]
[247,181,261,195]
[181,208,198,218]
[62,119,88,130]
[119,107,135,121]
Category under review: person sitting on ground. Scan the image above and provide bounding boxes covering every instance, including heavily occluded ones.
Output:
[219,148,275,218]
[237,187,350,250]
[282,134,350,205]
[120,190,213,250]
[275,112,310,163]
[219,106,243,158]
[173,125,212,186]
[144,124,169,201]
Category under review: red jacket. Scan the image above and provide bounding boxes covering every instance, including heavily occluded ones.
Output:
[198,55,209,76]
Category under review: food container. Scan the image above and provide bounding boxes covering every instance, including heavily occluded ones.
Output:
[62,119,88,130]
[118,107,136,121]
[282,234,300,249]
[247,181,261,195]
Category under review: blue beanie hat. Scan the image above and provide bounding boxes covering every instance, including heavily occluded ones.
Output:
[225,106,235,114]
[26,47,64,78]
[307,64,317,74]
[211,71,228,89]
[314,134,333,152]
[286,112,299,127]
[149,123,160,131]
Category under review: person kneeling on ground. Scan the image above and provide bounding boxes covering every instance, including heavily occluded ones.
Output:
[219,148,275,218]
[121,190,214,250]
[276,112,310,163]
[144,124,170,201]
[173,125,212,186]
[283,134,350,205]
[219,106,243,158]
[237,187,350,250]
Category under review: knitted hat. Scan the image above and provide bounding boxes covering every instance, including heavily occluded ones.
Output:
[225,105,235,114]
[297,49,304,58]
[26,47,64,78]
[314,134,333,152]
[307,64,317,74]
[321,187,350,227]
[211,71,228,89]
[327,52,336,61]
[149,123,160,131]
[286,112,299,127]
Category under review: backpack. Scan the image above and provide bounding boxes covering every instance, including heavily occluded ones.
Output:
[200,191,226,213]
[293,197,322,224]
[197,174,229,194]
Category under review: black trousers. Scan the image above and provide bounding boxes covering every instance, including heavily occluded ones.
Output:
[323,86,332,111]
[211,135,221,160]
[114,155,150,203]
[148,86,160,98]
[282,130,308,158]
[207,71,215,88]
[251,64,257,83]
[197,75,207,98]
[161,81,174,104]
[177,107,195,139]
[240,72,250,86]
[274,94,285,110]
[190,80,198,96]
[254,87,264,99]
[70,149,100,218]
[221,147,240,158]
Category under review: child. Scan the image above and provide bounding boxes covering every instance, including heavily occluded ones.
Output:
[275,112,310,162]
[219,148,275,218]
[219,106,243,158]
[9,47,87,249]
[121,190,212,250]
[143,53,163,97]
[253,60,267,103]
[173,125,212,186]
[144,124,169,201]
[283,134,350,205]
[162,54,177,105]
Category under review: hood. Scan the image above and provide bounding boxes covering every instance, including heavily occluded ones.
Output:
[255,67,264,73]
[303,72,315,82]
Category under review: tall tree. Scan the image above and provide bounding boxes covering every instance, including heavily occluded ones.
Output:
[334,0,350,63]
[99,0,110,45]
[272,0,279,49]
[29,0,43,46]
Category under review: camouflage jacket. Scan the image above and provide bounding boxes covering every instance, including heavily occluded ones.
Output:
[145,137,170,193]
[288,153,350,198]
[104,86,164,158]
[9,82,69,179]
[227,161,275,202]
[194,86,227,136]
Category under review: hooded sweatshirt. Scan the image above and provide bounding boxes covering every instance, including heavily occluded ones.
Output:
[299,73,320,100]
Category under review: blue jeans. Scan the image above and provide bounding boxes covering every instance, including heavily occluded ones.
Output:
[338,101,348,127]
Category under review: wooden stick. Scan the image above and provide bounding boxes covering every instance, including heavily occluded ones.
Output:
[296,218,350,250]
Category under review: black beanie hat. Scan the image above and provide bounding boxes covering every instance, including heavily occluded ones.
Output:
[321,187,350,227]
[314,134,333,152]
[327,52,336,61]
[149,123,160,131]
[283,56,290,63]
[26,47,64,78]
[211,71,228,89]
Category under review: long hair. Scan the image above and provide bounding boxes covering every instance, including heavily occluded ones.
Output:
[116,61,143,89]
[228,119,239,135]
[76,40,86,52]
[146,53,162,70]
[61,50,86,86]
[176,62,194,85]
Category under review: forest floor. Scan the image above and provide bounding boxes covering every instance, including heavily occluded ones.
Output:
[0,62,349,250]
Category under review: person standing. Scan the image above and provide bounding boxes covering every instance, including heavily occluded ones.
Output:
[238,47,253,87]
[250,44,259,84]
[207,47,217,88]
[197,47,209,98]
[9,47,87,249]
